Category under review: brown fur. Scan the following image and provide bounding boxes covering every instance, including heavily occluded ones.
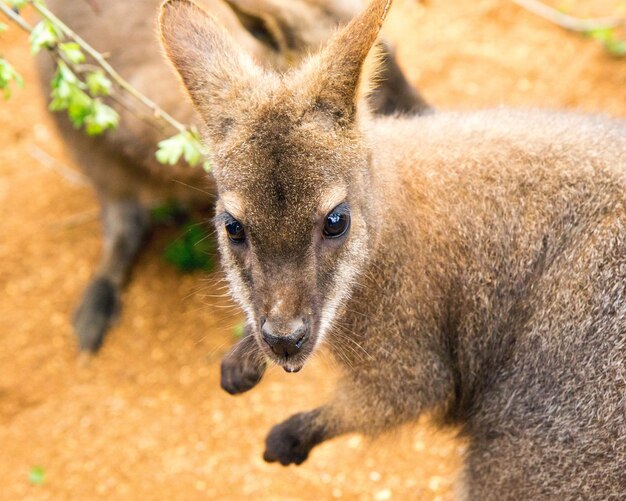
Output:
[39,0,428,351]
[161,0,626,497]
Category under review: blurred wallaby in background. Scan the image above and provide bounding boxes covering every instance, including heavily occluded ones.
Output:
[161,0,626,497]
[39,0,430,351]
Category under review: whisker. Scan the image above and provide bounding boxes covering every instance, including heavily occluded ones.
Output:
[173,179,217,198]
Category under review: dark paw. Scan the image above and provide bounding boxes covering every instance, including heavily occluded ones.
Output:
[220,346,266,395]
[263,413,322,466]
[73,277,120,352]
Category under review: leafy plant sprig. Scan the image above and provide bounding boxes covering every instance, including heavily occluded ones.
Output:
[0,56,23,98]
[512,0,626,58]
[0,0,211,170]
[0,18,23,98]
[28,465,45,486]
[585,27,626,58]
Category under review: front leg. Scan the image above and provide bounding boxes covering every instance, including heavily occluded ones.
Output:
[263,389,375,466]
[264,353,454,466]
[74,198,149,351]
[264,408,327,465]
[221,325,267,394]
[263,392,365,466]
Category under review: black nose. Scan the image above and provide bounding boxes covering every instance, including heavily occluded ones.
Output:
[261,318,309,357]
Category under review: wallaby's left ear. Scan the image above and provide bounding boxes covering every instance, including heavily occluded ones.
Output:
[160,0,264,140]
[296,0,392,125]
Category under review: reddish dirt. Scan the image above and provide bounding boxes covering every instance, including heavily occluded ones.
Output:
[1,1,625,499]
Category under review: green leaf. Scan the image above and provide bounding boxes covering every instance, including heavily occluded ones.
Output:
[604,38,626,58]
[188,128,211,171]
[84,99,119,135]
[7,0,27,8]
[59,42,85,64]
[182,135,203,165]
[163,222,214,273]
[585,27,614,42]
[48,62,112,130]
[28,465,45,486]
[50,62,80,103]
[56,60,80,85]
[29,20,63,54]
[156,134,184,165]
[233,322,245,338]
[66,86,93,127]
[584,27,626,58]
[49,78,71,102]
[85,70,112,96]
[0,57,24,99]
[156,131,210,169]
[0,22,8,33]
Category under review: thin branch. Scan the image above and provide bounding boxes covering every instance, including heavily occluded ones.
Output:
[511,0,626,32]
[106,89,170,135]
[0,2,33,31]
[0,1,172,135]
[0,0,210,169]
[28,1,189,135]
[28,144,88,186]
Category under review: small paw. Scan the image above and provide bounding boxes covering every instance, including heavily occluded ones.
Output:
[263,413,321,466]
[73,277,120,352]
[220,354,266,395]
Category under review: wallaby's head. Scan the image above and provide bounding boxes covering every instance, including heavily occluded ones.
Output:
[161,0,390,371]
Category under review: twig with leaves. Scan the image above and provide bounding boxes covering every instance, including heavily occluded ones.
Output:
[0,17,23,97]
[0,0,211,170]
[511,0,626,57]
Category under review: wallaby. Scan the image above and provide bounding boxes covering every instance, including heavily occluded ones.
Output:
[39,0,429,351]
[160,0,626,497]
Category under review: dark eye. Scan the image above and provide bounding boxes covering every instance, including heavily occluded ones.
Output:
[323,205,350,239]
[225,219,245,244]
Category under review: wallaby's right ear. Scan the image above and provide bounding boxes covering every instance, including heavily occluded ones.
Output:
[295,0,392,126]
[160,0,263,140]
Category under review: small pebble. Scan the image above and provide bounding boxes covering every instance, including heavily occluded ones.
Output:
[369,471,382,482]
[374,488,392,500]
[428,476,443,491]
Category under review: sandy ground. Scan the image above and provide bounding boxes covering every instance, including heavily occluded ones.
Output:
[0,0,625,499]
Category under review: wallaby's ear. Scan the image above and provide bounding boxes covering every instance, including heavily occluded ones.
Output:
[298,0,392,125]
[224,0,290,54]
[160,0,264,140]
